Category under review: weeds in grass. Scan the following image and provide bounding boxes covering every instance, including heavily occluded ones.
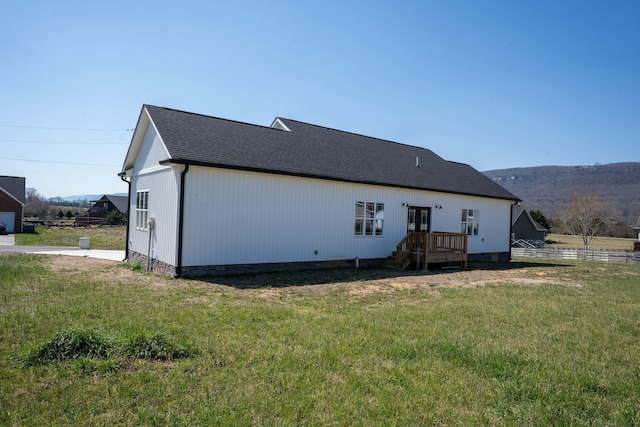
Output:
[18,329,199,367]
[117,332,200,360]
[123,262,145,273]
[20,329,114,366]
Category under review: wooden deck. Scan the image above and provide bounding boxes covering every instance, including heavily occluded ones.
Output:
[389,232,468,270]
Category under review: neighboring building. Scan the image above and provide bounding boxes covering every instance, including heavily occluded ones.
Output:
[635,217,640,241]
[0,175,26,233]
[511,205,548,242]
[75,194,128,225]
[120,105,520,277]
[87,195,128,218]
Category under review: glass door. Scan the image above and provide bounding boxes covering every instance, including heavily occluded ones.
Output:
[407,206,430,233]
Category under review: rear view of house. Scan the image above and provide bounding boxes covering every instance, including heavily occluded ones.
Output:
[0,175,25,233]
[120,105,520,276]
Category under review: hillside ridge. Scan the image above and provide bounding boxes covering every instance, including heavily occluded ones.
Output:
[483,162,640,221]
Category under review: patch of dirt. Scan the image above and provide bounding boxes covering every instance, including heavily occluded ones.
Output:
[46,255,118,273]
[44,256,169,288]
[41,255,583,301]
[341,270,579,299]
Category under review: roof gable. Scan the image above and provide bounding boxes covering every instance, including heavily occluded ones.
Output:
[0,176,26,204]
[105,195,128,213]
[127,105,519,201]
[0,186,25,206]
[93,195,128,213]
[512,205,547,231]
[121,107,170,174]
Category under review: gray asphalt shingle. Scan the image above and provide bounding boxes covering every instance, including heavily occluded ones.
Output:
[145,105,519,201]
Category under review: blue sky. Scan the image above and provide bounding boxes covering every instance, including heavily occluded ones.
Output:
[1,1,638,198]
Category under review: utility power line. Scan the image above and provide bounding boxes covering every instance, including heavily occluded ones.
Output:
[0,157,120,167]
[0,123,133,131]
[0,138,127,145]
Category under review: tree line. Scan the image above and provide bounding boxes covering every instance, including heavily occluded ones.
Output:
[24,188,90,219]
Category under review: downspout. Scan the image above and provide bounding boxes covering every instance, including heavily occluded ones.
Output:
[509,200,520,261]
[176,164,190,277]
[119,173,131,262]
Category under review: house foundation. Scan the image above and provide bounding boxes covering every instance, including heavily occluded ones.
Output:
[128,250,385,278]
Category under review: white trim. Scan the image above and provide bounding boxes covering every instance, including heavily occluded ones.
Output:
[0,186,25,206]
[136,164,172,176]
[270,118,291,132]
[122,106,172,172]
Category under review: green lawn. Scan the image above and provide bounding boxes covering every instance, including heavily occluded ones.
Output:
[15,226,126,250]
[1,254,639,425]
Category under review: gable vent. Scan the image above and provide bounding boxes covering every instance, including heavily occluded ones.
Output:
[270,118,291,132]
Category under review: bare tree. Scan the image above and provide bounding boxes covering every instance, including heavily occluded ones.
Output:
[24,188,50,218]
[559,193,611,249]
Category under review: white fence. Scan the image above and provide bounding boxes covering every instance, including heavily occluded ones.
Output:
[512,247,640,264]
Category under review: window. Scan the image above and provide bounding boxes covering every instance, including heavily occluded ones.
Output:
[461,209,479,236]
[136,190,149,230]
[355,201,384,236]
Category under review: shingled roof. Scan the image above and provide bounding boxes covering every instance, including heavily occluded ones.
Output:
[0,176,26,205]
[137,105,519,201]
[512,205,548,231]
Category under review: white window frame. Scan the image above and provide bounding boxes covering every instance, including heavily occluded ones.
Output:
[136,190,149,230]
[355,201,384,236]
[461,209,479,236]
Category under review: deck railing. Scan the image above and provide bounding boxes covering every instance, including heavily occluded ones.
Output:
[395,232,468,270]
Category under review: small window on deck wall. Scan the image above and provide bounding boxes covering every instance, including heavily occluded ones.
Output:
[136,190,149,230]
[461,209,479,236]
[355,202,384,236]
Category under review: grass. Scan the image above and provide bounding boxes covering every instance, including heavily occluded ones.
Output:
[546,233,637,251]
[1,253,639,425]
[14,226,126,250]
[19,329,198,367]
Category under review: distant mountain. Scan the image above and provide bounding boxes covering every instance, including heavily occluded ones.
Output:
[483,162,640,221]
[57,193,128,202]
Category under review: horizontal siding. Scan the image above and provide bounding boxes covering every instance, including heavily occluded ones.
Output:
[181,166,513,267]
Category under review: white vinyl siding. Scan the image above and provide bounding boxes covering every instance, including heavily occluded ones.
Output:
[179,166,513,267]
[128,166,182,268]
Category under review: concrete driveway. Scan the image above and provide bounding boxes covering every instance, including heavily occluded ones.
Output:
[0,234,125,261]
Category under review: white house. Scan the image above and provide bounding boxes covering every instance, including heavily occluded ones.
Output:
[120,105,520,277]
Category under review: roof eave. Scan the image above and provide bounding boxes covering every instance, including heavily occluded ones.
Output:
[161,159,521,202]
